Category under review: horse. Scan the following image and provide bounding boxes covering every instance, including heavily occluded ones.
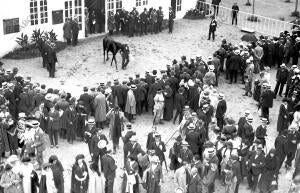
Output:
[103,36,130,70]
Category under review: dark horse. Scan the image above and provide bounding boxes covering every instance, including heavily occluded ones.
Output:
[103,36,130,70]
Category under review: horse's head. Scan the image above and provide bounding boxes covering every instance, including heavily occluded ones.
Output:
[123,44,130,55]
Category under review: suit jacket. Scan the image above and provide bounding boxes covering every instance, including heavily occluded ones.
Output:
[174,93,185,111]
[186,131,201,155]
[277,104,289,132]
[215,99,227,118]
[130,142,146,161]
[102,154,117,179]
[260,90,274,108]
[44,47,58,64]
[276,67,289,83]
[149,141,166,162]
[247,151,265,175]
[112,85,126,106]
[146,132,156,150]
[187,174,202,193]
[79,93,93,114]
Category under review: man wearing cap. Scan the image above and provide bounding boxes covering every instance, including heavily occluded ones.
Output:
[274,63,289,97]
[122,124,136,165]
[129,135,146,163]
[90,128,108,163]
[125,85,136,122]
[64,99,77,144]
[148,133,166,166]
[146,126,157,150]
[31,120,46,170]
[255,118,268,147]
[246,144,265,192]
[178,141,193,164]
[260,85,274,123]
[285,65,297,97]
[228,49,242,84]
[102,149,117,193]
[143,155,163,193]
[277,98,289,134]
[3,83,17,119]
[241,114,254,144]
[173,87,185,124]
[44,43,58,78]
[157,6,164,33]
[79,86,94,116]
[216,93,227,130]
[186,123,202,156]
[208,15,217,41]
[94,87,107,129]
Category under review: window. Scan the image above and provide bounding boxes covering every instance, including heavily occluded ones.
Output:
[143,0,148,5]
[116,0,122,11]
[75,0,82,30]
[30,0,38,25]
[176,0,182,11]
[64,0,73,22]
[40,0,48,24]
[3,18,19,34]
[107,0,114,14]
[136,0,141,7]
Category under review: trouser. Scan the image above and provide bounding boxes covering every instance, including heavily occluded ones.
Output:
[261,107,269,121]
[48,62,55,78]
[141,23,147,34]
[274,81,285,96]
[36,150,43,168]
[208,182,215,193]
[90,23,95,34]
[208,29,215,40]
[213,4,219,16]
[141,100,148,112]
[115,23,120,33]
[232,14,238,25]
[173,110,183,124]
[234,182,240,193]
[158,21,162,32]
[49,130,58,146]
[245,80,253,96]
[240,70,245,83]
[60,128,67,139]
[286,148,297,167]
[96,121,104,129]
[105,177,114,193]
[136,101,142,115]
[217,117,225,130]
[67,127,75,143]
[72,32,78,46]
[109,30,113,35]
[230,70,238,83]
[276,153,286,174]
[247,169,259,192]
[66,38,71,45]
[169,21,174,33]
[285,84,290,97]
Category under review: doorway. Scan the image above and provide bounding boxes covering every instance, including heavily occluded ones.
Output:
[85,0,105,33]
[171,0,176,18]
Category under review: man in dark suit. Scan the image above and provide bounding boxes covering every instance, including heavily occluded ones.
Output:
[79,86,94,116]
[246,144,265,192]
[129,135,146,162]
[255,118,268,147]
[215,93,227,130]
[148,133,166,165]
[274,63,289,97]
[44,43,58,78]
[102,149,117,193]
[122,124,136,165]
[188,167,202,193]
[277,98,289,134]
[71,17,79,46]
[230,154,242,193]
[133,80,147,115]
[208,16,217,41]
[169,7,175,33]
[111,79,126,111]
[140,8,148,35]
[228,49,242,84]
[285,125,300,169]
[260,85,275,123]
[275,130,288,175]
[146,126,157,150]
[173,87,185,124]
[237,110,250,138]
[185,123,201,155]
[90,129,108,163]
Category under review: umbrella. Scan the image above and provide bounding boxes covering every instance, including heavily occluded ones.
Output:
[241,34,258,42]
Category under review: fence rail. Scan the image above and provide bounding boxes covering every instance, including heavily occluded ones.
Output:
[198,1,294,36]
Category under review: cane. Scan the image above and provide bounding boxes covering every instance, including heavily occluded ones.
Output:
[165,129,179,146]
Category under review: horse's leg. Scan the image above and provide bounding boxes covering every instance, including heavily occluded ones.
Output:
[110,53,114,67]
[113,54,118,70]
[106,51,109,61]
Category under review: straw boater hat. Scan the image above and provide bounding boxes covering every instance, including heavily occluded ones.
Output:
[31,120,40,128]
[130,135,138,142]
[18,112,26,118]
[6,155,19,163]
[246,114,253,122]
[87,118,95,124]
[244,110,250,116]
[188,123,195,130]
[218,93,225,99]
[181,140,190,146]
[151,156,160,163]
[261,117,268,124]
[97,139,107,149]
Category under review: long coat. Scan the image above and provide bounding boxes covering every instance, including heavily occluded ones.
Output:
[63,21,72,39]
[258,154,277,193]
[94,93,107,122]
[174,166,189,193]
[88,170,104,193]
[187,174,202,193]
[125,90,136,115]
[163,87,173,121]
[277,104,289,133]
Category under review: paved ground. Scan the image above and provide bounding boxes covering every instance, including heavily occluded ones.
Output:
[2,19,294,192]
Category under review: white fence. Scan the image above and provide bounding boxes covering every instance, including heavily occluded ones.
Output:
[197,1,294,36]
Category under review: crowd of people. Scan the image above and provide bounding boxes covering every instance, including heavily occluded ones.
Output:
[1,6,300,193]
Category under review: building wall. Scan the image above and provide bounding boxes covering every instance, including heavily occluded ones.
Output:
[0,0,85,57]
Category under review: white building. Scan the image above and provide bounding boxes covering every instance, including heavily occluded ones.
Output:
[0,0,197,57]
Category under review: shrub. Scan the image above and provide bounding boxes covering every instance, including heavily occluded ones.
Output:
[15,33,29,50]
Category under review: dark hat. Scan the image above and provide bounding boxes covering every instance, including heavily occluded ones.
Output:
[41,84,46,89]
[178,87,185,93]
[253,139,262,144]
[83,86,88,91]
[53,89,59,94]
[126,124,132,129]
[90,87,95,91]
[226,118,235,125]
[152,69,157,75]
[114,79,119,85]
[75,154,85,161]
[176,135,183,142]
[260,118,268,123]
[21,156,31,163]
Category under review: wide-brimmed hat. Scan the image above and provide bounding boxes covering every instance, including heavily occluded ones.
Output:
[97,139,108,149]
[181,140,190,146]
[18,112,26,118]
[87,118,95,124]
[130,135,138,142]
[6,155,19,163]
[151,156,160,163]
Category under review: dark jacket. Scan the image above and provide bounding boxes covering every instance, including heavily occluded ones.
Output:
[277,104,289,132]
[247,151,265,175]
[186,131,201,155]
[187,174,202,193]
[228,54,242,71]
[79,93,93,114]
[215,99,227,118]
[174,93,185,111]
[276,67,289,83]
[149,141,166,162]
[102,154,117,178]
[260,90,274,108]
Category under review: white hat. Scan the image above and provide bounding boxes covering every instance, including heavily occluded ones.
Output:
[151,156,160,163]
[97,139,107,149]
[130,135,138,142]
[280,63,286,67]
[18,113,26,118]
[7,155,19,163]
[234,49,240,54]
[208,65,215,71]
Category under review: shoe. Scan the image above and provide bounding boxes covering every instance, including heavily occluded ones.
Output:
[56,145,59,148]
[243,94,248,96]
[229,82,232,84]
[50,145,54,148]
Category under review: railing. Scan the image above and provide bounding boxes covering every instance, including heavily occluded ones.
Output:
[197,1,294,36]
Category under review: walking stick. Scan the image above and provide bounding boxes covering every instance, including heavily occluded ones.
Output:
[165,129,179,146]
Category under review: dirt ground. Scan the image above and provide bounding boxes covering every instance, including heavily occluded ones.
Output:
[1,19,295,192]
